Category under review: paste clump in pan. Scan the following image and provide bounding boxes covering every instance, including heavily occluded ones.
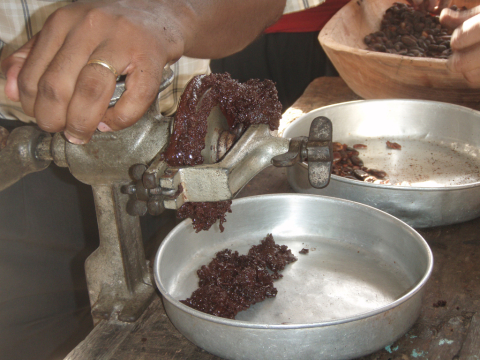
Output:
[164,73,282,232]
[180,234,297,319]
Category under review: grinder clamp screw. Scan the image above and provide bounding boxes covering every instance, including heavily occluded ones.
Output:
[271,116,333,188]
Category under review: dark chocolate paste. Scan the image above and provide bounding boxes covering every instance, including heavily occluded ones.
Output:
[176,200,233,233]
[181,234,297,319]
[165,73,282,232]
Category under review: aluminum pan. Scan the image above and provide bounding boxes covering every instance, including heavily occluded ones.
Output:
[282,99,480,228]
[154,194,433,360]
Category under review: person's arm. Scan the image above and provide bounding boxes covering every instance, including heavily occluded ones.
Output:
[1,0,286,144]
[440,6,480,84]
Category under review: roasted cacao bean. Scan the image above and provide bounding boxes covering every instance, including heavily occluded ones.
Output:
[386,141,402,150]
[353,144,368,149]
[351,155,364,167]
[331,141,390,185]
[368,169,388,179]
[353,169,370,180]
[333,142,345,152]
[364,2,465,59]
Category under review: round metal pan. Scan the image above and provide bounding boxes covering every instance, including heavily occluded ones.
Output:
[282,99,480,228]
[154,194,433,360]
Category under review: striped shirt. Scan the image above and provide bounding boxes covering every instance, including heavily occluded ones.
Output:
[0,0,324,122]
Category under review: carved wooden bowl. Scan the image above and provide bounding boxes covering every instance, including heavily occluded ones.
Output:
[319,0,480,108]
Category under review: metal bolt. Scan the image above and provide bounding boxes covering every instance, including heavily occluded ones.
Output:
[217,130,236,161]
[135,180,150,202]
[147,195,165,216]
[121,184,137,195]
[149,187,163,195]
[232,123,245,140]
[126,198,147,216]
[142,172,158,189]
[130,164,147,181]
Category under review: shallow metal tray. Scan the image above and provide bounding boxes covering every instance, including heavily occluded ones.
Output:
[283,99,480,228]
[154,194,433,360]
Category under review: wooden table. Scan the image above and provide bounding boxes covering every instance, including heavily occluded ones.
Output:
[66,77,480,360]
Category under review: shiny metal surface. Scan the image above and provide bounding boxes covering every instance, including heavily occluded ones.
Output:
[154,194,432,360]
[283,99,480,228]
[108,65,174,107]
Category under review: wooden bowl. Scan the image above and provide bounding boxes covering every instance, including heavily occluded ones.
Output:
[319,0,480,108]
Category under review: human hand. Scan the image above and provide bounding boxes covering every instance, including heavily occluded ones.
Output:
[1,0,286,144]
[1,0,185,144]
[439,5,480,84]
[407,0,452,13]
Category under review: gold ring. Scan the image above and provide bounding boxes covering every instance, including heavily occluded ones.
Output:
[86,59,118,78]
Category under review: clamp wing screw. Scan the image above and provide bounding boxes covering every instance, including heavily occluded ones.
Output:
[272,116,333,188]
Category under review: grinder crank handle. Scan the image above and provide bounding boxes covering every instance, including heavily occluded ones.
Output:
[0,65,175,193]
[109,66,174,109]
[272,116,333,188]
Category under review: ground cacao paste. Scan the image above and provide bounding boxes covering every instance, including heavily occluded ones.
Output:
[180,234,297,319]
[176,201,233,233]
[164,73,282,232]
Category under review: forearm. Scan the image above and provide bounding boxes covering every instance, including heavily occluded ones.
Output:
[173,0,287,59]
[69,0,286,63]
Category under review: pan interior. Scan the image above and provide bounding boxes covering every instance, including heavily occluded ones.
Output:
[284,99,480,188]
[334,137,480,187]
[168,235,412,324]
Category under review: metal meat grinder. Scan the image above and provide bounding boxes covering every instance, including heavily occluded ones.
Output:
[0,67,333,323]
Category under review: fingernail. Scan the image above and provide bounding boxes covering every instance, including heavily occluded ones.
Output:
[64,132,86,145]
[97,122,113,132]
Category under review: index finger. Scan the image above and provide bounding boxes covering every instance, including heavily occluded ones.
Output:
[1,36,37,103]
[440,6,480,30]
[449,12,480,51]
